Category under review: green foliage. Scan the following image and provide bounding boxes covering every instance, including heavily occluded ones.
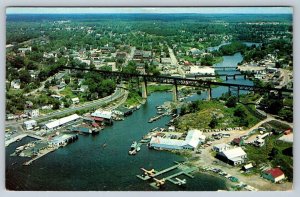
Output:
[225,96,237,108]
[219,42,248,55]
[209,116,218,128]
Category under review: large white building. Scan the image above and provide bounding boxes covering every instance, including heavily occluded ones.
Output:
[43,114,81,131]
[149,129,206,150]
[216,147,247,166]
[188,66,215,75]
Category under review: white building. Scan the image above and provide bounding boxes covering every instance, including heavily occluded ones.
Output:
[23,120,37,130]
[25,109,40,118]
[189,66,215,75]
[149,129,205,151]
[212,143,232,153]
[216,147,247,166]
[91,110,112,120]
[11,79,21,89]
[183,129,206,149]
[71,97,80,104]
[44,114,81,131]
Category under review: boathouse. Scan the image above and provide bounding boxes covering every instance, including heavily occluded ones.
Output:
[49,134,78,146]
[91,110,113,125]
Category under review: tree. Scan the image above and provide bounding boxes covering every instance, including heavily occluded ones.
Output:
[209,116,218,129]
[226,96,237,108]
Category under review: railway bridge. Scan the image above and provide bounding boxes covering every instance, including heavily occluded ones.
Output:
[61,66,292,102]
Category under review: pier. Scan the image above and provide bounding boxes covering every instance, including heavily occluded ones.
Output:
[137,162,198,189]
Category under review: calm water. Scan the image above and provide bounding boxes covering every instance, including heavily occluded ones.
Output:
[6,44,256,191]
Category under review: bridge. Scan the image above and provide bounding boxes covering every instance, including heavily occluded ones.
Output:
[212,66,238,71]
[194,74,247,80]
[61,66,292,102]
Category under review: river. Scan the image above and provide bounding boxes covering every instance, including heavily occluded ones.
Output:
[6,43,257,191]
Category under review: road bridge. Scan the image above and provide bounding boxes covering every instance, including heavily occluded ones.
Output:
[61,66,292,102]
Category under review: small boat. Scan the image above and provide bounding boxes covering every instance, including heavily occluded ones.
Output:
[128,149,137,155]
[102,143,107,148]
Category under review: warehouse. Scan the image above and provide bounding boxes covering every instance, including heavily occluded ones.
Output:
[216,147,247,166]
[43,114,81,131]
[149,129,205,151]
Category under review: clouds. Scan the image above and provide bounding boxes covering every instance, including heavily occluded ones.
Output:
[7,7,293,14]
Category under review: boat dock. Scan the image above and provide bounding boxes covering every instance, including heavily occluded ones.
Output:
[23,147,57,166]
[148,113,165,123]
[5,134,28,147]
[137,163,181,180]
[137,162,198,189]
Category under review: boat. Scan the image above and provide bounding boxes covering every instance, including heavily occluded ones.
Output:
[102,143,107,148]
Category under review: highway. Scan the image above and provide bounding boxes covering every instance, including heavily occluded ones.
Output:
[5,88,127,126]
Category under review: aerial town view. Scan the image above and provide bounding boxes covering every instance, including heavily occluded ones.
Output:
[5,7,293,191]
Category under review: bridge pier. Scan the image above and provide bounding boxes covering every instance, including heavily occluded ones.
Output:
[228,86,231,96]
[207,87,212,101]
[141,79,148,99]
[237,86,240,101]
[233,75,236,80]
[225,76,228,80]
[172,83,178,102]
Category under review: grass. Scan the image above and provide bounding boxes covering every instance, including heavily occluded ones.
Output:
[176,100,260,132]
[59,86,77,98]
[244,134,293,181]
[124,91,143,107]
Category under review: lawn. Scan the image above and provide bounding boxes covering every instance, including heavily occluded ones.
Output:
[147,84,173,94]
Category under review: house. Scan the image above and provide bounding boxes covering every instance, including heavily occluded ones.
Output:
[49,134,78,147]
[10,79,21,89]
[212,143,232,153]
[262,168,285,183]
[161,58,172,64]
[25,109,40,118]
[25,101,34,109]
[23,120,37,130]
[18,47,32,54]
[188,48,203,56]
[71,97,80,104]
[231,137,244,146]
[216,147,247,166]
[80,85,89,93]
[113,106,133,117]
[72,127,92,134]
[133,50,144,59]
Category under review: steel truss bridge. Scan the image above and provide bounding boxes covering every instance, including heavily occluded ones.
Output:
[61,66,292,102]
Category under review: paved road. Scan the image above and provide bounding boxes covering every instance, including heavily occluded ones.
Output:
[168,46,185,77]
[6,88,126,126]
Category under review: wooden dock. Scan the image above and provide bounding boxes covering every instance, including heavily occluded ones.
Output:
[137,162,198,189]
[137,163,181,180]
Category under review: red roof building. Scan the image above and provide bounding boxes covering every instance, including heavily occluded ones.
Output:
[262,168,285,183]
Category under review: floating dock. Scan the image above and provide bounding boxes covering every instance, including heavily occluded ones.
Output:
[137,162,198,189]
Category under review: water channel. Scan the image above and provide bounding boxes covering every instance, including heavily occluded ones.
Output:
[6,43,257,191]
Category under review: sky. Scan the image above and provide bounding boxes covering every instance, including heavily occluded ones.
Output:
[6,7,293,14]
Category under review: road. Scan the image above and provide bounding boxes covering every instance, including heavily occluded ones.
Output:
[6,88,127,126]
[168,46,185,77]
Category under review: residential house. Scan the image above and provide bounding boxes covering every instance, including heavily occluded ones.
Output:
[11,79,21,89]
[231,137,244,146]
[71,97,80,104]
[23,120,37,130]
[262,168,285,183]
[212,143,232,153]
